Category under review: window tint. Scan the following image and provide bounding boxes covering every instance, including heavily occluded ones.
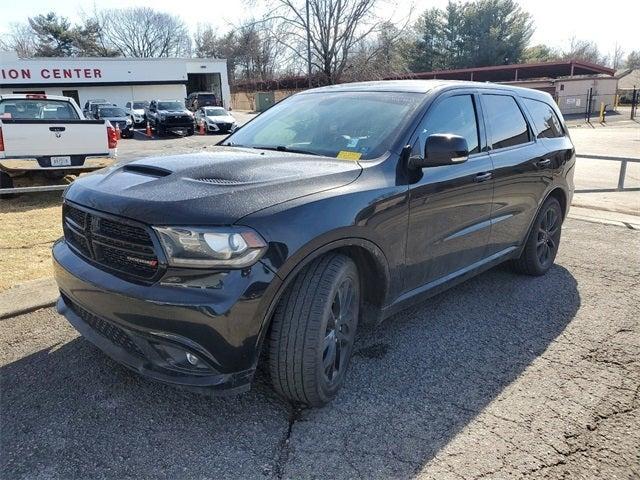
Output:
[483,95,530,149]
[416,95,480,156]
[523,98,564,138]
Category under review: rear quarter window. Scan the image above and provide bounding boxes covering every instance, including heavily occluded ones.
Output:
[523,98,564,138]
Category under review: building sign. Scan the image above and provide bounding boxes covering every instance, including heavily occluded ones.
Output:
[1,68,103,80]
[0,58,188,85]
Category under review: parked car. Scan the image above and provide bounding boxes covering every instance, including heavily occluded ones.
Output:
[82,99,107,118]
[186,92,219,111]
[146,99,194,136]
[194,106,237,134]
[125,100,149,127]
[95,106,134,138]
[0,94,117,192]
[89,102,116,120]
[53,81,575,406]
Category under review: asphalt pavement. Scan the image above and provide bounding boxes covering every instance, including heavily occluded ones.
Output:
[2,218,638,479]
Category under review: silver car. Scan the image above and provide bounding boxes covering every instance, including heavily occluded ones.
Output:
[194,107,237,134]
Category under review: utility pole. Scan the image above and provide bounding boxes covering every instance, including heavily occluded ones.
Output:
[306,0,312,88]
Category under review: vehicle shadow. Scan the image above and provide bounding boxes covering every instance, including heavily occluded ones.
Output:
[0,264,580,479]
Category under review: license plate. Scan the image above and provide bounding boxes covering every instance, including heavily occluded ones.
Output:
[51,156,71,167]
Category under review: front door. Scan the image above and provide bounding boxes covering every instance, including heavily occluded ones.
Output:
[404,91,494,293]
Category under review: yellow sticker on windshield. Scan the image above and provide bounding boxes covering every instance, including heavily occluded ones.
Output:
[337,151,362,160]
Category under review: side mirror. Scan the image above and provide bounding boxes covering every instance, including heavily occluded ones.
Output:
[412,134,469,168]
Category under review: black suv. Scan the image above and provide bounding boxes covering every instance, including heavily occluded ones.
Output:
[53,81,575,406]
[146,99,195,136]
[186,92,218,111]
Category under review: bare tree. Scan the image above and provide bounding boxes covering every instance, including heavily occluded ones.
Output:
[611,42,624,70]
[0,22,37,58]
[266,0,382,84]
[93,8,191,58]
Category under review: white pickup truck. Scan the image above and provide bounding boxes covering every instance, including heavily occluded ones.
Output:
[0,94,117,193]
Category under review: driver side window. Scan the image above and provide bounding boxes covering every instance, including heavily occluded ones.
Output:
[414,95,480,157]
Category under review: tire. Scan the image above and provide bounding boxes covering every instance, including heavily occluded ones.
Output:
[511,196,563,276]
[0,171,16,199]
[186,127,194,136]
[268,253,360,407]
[156,125,165,137]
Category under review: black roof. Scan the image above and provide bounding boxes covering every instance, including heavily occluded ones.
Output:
[304,79,554,102]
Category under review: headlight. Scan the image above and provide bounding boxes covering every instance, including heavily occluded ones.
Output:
[153,226,267,268]
[126,118,132,125]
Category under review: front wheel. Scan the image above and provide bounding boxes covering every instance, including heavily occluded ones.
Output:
[268,254,360,407]
[511,196,563,276]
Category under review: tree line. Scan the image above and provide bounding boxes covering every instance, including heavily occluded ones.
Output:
[2,1,639,87]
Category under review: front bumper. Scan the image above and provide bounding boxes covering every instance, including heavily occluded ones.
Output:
[206,123,235,133]
[53,239,280,393]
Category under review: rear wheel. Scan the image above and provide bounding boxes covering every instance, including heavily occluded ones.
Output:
[511,196,563,276]
[268,254,360,407]
[0,171,16,199]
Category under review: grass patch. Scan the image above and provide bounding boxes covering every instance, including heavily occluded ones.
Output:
[0,191,63,291]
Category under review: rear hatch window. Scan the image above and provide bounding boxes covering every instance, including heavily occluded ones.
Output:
[0,99,80,120]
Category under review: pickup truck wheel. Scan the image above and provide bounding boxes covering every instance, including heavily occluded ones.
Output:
[156,125,165,137]
[511,197,562,276]
[0,171,16,199]
[268,253,360,407]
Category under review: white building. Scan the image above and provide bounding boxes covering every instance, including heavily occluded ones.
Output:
[0,52,230,110]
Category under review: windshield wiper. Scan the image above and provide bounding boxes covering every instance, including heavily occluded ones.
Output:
[255,145,320,156]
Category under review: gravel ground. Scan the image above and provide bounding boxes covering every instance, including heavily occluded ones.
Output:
[1,218,638,479]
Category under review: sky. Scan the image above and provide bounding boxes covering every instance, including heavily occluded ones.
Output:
[1,0,638,57]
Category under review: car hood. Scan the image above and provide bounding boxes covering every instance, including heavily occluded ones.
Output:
[103,116,129,122]
[158,110,190,115]
[64,147,362,225]
[206,115,234,122]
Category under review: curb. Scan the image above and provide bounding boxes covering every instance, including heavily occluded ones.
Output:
[0,278,58,320]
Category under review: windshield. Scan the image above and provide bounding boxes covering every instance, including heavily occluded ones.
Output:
[132,101,149,109]
[98,107,126,117]
[223,91,424,160]
[204,107,227,116]
[198,94,216,101]
[158,101,184,110]
[0,99,80,120]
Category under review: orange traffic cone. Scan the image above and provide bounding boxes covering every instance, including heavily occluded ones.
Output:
[146,122,152,137]
[199,121,205,135]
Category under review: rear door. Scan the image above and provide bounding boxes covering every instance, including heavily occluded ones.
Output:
[404,90,495,291]
[481,92,551,255]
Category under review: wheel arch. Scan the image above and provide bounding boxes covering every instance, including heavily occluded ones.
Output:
[254,237,391,365]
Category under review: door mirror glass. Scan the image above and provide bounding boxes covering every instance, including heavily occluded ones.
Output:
[414,134,469,168]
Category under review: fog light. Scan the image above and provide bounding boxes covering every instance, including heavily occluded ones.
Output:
[186,352,199,365]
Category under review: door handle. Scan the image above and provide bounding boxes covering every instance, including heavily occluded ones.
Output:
[535,158,552,168]
[474,172,493,182]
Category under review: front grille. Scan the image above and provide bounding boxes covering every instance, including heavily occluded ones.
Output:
[65,295,144,358]
[165,115,192,125]
[63,203,160,282]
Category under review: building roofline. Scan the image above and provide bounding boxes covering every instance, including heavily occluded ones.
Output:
[13,56,226,63]
[398,60,616,76]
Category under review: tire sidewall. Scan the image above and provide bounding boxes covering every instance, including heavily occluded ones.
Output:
[529,198,562,274]
[314,261,360,404]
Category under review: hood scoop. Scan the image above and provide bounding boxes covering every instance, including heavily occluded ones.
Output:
[123,164,173,177]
